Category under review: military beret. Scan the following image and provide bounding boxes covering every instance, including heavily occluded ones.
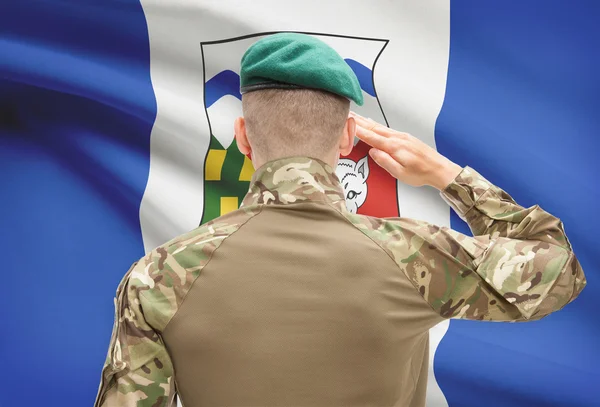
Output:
[240,33,364,106]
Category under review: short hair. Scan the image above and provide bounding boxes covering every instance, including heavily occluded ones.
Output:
[242,88,350,163]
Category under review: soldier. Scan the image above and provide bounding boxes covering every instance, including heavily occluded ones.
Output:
[95,33,586,407]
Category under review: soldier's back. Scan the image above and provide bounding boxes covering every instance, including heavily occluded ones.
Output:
[163,196,439,407]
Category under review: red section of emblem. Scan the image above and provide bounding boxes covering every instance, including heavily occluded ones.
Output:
[344,140,399,218]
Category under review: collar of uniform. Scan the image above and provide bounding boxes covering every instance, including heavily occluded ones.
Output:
[240,156,348,212]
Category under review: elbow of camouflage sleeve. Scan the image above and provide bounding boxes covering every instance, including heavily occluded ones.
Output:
[566,254,587,302]
[529,251,587,320]
[519,249,586,321]
[477,238,586,321]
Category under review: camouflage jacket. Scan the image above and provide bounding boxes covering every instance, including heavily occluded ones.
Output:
[94,156,586,407]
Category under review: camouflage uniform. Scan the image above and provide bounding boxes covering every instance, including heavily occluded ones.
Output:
[94,156,586,407]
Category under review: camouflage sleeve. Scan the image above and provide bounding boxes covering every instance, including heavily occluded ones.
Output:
[414,165,587,321]
[94,261,177,407]
[367,166,586,322]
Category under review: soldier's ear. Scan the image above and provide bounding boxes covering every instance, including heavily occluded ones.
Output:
[339,116,356,156]
[234,117,251,156]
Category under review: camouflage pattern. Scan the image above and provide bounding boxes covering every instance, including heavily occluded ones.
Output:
[96,156,586,405]
[94,206,262,407]
[240,156,348,212]
[439,166,586,318]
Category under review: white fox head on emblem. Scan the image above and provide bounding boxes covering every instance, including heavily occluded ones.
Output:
[335,155,370,214]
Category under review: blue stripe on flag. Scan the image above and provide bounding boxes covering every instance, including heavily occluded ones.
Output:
[435,2,600,406]
[0,2,155,407]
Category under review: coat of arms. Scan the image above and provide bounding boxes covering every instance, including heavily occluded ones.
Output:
[200,31,398,224]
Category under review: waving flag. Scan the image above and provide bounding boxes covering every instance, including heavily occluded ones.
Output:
[1,1,598,407]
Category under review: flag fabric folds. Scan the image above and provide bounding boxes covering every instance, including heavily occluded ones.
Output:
[1,1,598,406]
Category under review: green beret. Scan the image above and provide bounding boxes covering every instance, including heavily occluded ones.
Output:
[240,33,364,106]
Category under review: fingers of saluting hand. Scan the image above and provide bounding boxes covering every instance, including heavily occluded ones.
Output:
[350,111,410,137]
[350,112,400,152]
[355,128,392,152]
[350,112,389,135]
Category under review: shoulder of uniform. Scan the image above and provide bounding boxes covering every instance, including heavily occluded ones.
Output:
[340,211,424,244]
[341,211,480,257]
[338,212,405,258]
[124,206,262,330]
[164,204,263,252]
[339,211,458,267]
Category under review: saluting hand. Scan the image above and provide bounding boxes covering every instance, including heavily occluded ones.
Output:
[350,112,463,191]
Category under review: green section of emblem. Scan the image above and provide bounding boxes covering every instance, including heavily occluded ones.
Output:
[200,135,252,225]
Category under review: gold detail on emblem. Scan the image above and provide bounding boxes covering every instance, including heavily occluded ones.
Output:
[239,155,255,181]
[205,149,227,181]
[220,197,239,216]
